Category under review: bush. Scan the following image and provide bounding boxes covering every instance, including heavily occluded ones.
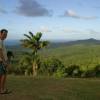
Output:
[38,58,65,77]
[53,68,66,78]
[81,70,96,78]
[65,65,82,77]
[94,64,100,77]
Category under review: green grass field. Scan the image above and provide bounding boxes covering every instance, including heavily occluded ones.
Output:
[10,43,100,73]
[40,44,100,70]
[0,76,100,100]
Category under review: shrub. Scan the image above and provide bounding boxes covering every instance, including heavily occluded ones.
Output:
[94,64,100,77]
[81,70,96,78]
[38,58,65,77]
[65,65,82,77]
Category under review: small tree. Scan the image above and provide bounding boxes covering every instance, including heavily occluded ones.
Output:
[20,32,49,77]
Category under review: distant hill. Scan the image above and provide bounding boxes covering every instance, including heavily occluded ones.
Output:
[5,38,100,50]
[67,38,100,45]
[48,38,100,48]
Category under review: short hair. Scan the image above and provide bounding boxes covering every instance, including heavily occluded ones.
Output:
[0,29,8,34]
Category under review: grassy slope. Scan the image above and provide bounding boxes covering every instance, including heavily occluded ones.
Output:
[9,44,100,72]
[0,76,100,100]
[40,44,100,70]
[7,42,100,71]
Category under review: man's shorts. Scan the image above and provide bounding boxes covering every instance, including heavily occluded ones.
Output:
[0,63,6,75]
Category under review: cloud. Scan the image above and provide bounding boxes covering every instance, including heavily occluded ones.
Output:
[16,0,52,17]
[63,28,100,34]
[87,29,100,34]
[63,28,84,33]
[39,26,52,33]
[63,9,97,20]
[0,8,7,14]
[65,10,76,17]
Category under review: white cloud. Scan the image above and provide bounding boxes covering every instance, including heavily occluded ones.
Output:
[63,28,100,34]
[65,10,77,17]
[63,28,84,33]
[63,9,97,20]
[87,29,100,34]
[39,26,51,33]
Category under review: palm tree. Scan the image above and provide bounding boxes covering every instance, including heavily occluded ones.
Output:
[20,32,49,77]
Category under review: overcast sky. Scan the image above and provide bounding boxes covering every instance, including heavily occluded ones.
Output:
[0,0,100,40]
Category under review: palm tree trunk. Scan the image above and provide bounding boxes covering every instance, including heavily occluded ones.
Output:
[32,62,37,77]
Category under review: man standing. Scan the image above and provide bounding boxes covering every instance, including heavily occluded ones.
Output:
[0,29,9,94]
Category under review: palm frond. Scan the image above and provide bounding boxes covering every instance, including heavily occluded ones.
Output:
[20,39,29,47]
[40,41,49,48]
[35,32,42,41]
[29,31,34,37]
[24,34,32,39]
[21,31,49,54]
[31,36,36,42]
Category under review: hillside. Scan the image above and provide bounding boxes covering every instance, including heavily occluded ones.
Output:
[39,39,100,70]
[48,38,100,48]
[6,38,100,71]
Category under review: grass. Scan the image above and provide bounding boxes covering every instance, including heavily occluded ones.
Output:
[0,76,100,100]
[39,44,100,70]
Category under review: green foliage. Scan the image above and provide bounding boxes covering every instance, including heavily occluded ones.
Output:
[53,68,66,78]
[64,65,82,77]
[18,52,40,75]
[81,70,96,78]
[20,31,49,76]
[40,44,100,70]
[7,42,100,78]
[21,32,49,53]
[80,65,100,78]
[38,58,65,77]
[94,64,100,77]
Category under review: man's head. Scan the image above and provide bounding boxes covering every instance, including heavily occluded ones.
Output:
[0,29,8,40]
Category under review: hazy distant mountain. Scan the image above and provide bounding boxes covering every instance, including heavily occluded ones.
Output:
[48,38,100,48]
[5,38,100,48]
[65,38,100,45]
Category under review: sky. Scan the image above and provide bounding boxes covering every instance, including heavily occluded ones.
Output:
[0,0,100,41]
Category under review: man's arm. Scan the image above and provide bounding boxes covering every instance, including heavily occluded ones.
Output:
[0,48,5,62]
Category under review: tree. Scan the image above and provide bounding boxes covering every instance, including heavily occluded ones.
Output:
[20,32,49,77]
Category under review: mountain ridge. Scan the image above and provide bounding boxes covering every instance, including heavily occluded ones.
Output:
[5,38,100,47]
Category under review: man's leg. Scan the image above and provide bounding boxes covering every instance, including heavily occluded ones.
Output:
[0,74,7,92]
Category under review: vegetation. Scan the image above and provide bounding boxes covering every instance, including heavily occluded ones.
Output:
[6,38,100,78]
[4,38,100,99]
[20,32,49,77]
